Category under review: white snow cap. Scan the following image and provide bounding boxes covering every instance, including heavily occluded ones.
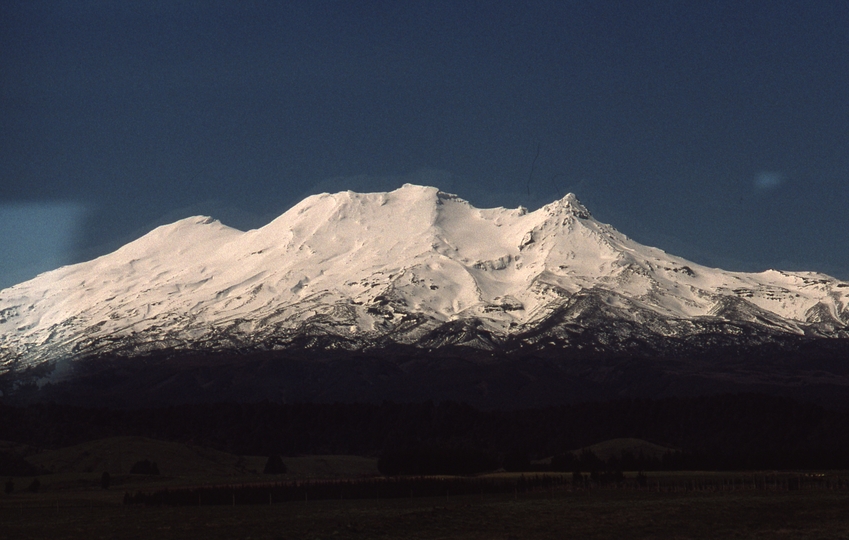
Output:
[0,184,846,370]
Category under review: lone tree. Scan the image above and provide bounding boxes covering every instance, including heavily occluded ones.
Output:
[263,455,287,474]
[129,460,160,475]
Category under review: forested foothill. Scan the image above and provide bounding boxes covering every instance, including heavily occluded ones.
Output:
[1,393,848,473]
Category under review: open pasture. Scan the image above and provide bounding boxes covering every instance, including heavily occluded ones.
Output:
[3,471,849,539]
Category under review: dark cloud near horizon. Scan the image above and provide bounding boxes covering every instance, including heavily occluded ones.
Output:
[1,0,848,289]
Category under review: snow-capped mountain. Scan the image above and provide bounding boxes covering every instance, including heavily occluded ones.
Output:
[1,184,848,399]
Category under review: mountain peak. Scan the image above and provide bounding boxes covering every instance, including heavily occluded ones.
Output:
[544,193,591,219]
[398,182,440,194]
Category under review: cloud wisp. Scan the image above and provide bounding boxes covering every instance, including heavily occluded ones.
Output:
[754,171,784,191]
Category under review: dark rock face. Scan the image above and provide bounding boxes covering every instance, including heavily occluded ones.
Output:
[4,315,848,409]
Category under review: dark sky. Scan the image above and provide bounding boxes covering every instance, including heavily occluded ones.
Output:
[2,0,848,289]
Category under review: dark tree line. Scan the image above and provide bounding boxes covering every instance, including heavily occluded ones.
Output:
[1,393,848,471]
[378,445,499,476]
[124,475,569,506]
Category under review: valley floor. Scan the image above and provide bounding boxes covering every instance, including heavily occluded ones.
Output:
[3,482,849,539]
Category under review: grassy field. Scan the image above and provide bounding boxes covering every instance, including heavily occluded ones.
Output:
[3,483,849,539]
[13,436,379,480]
[2,435,381,500]
[4,436,849,538]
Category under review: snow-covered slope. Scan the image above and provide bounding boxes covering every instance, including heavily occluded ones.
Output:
[1,184,848,373]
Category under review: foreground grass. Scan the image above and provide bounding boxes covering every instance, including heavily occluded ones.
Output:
[3,487,849,539]
[5,437,849,538]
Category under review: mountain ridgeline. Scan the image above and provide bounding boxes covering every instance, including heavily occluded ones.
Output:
[1,184,848,407]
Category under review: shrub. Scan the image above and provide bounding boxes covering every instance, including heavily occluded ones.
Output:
[263,455,287,474]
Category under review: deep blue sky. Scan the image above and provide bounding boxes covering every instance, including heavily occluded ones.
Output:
[2,0,848,289]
